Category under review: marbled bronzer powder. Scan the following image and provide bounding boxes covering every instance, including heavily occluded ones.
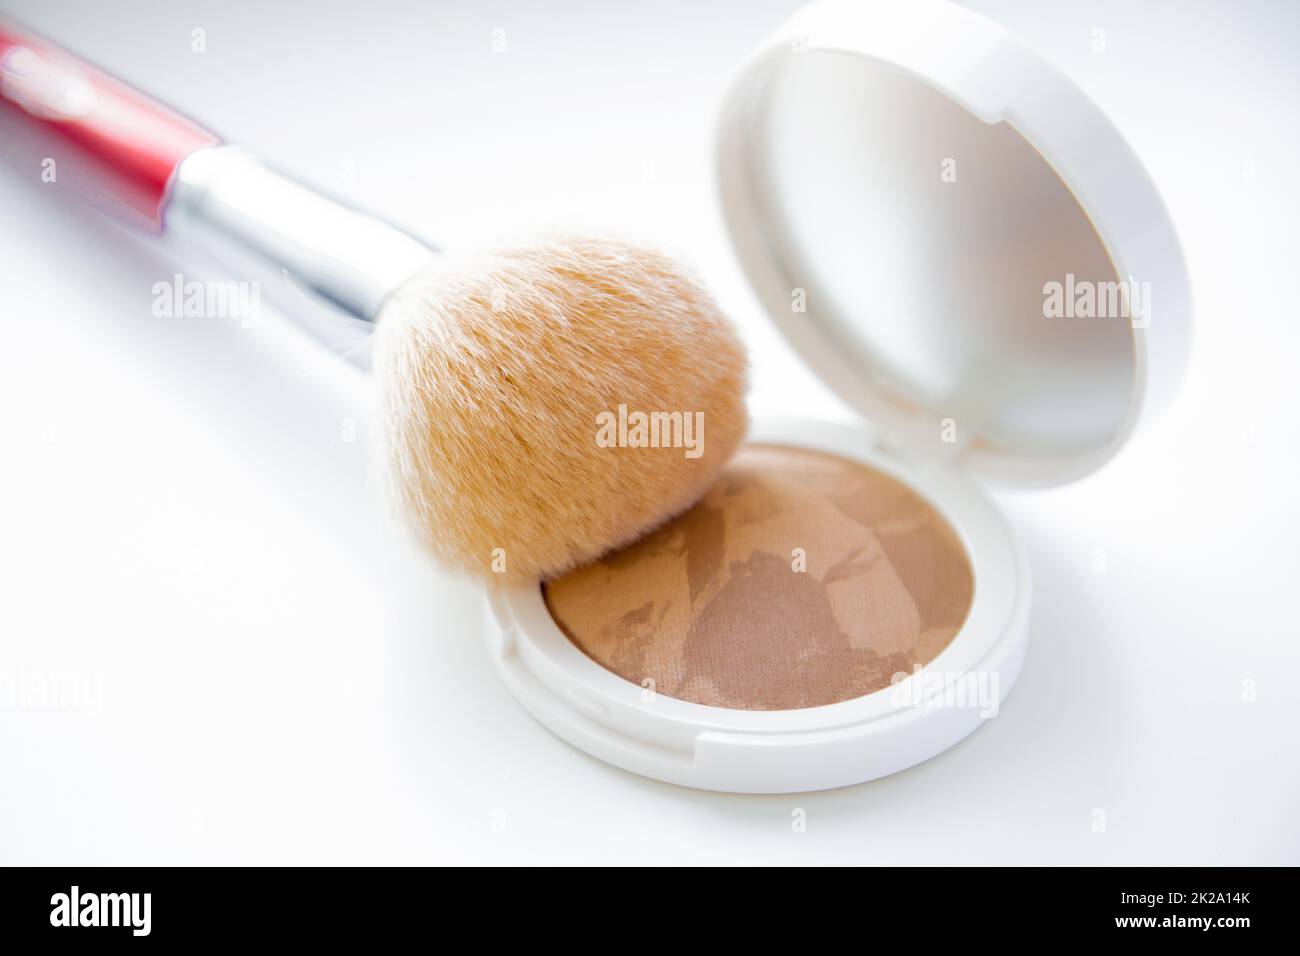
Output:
[542,444,973,710]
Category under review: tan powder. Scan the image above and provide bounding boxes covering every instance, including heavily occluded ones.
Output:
[542,444,973,710]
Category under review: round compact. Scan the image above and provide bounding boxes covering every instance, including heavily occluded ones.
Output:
[485,0,1190,793]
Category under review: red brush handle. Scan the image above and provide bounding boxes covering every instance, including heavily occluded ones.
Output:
[0,20,219,229]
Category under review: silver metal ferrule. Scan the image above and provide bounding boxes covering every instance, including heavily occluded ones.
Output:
[164,145,437,361]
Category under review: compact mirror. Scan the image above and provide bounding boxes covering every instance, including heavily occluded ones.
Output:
[727,47,1144,478]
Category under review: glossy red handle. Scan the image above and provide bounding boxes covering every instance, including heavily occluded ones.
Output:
[0,20,219,229]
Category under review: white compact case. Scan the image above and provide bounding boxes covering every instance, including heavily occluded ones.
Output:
[485,0,1190,793]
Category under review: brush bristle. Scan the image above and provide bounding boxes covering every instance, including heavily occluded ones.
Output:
[372,233,748,581]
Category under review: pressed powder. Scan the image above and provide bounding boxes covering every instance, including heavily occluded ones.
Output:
[489,0,1188,792]
[543,444,974,710]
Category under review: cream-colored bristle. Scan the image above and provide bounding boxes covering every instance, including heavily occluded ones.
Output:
[372,233,748,581]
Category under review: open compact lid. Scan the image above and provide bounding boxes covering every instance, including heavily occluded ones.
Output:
[717,0,1191,487]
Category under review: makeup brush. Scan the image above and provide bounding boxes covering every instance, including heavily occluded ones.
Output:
[0,21,748,581]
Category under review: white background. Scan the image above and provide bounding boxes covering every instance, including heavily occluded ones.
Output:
[1,0,1296,864]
